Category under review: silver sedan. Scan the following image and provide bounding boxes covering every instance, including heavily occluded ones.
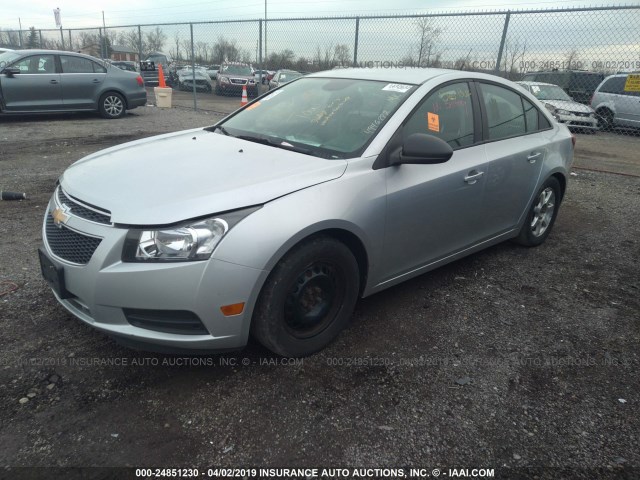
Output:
[0,49,146,119]
[39,68,574,356]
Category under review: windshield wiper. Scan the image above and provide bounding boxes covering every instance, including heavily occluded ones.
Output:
[235,134,312,155]
[207,125,232,136]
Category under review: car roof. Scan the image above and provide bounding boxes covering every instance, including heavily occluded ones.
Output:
[306,67,514,86]
[517,81,558,87]
[12,49,104,61]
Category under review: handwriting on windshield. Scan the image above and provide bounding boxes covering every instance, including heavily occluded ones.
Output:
[311,96,352,126]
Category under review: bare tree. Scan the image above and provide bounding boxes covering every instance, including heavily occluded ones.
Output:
[144,27,167,55]
[564,49,581,69]
[414,17,443,67]
[334,44,351,66]
[502,36,527,79]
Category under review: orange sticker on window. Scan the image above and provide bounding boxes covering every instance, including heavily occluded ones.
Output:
[245,101,261,110]
[427,112,439,132]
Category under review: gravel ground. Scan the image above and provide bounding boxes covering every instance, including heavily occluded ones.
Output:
[1,106,639,479]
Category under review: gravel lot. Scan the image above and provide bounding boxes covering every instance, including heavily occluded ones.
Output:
[1,106,639,479]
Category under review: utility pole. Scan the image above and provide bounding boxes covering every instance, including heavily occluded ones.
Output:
[102,11,107,59]
[18,17,23,48]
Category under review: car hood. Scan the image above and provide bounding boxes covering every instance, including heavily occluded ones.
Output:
[542,99,594,114]
[60,129,347,225]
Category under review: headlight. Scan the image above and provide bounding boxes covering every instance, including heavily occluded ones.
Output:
[248,79,255,84]
[220,76,229,84]
[122,207,260,262]
[556,109,570,115]
[544,104,556,114]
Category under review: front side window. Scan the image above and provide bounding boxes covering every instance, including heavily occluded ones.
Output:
[402,82,475,149]
[12,54,55,74]
[599,77,625,94]
[479,83,526,140]
[218,77,415,158]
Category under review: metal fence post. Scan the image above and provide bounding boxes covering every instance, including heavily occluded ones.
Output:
[68,29,72,51]
[39,30,43,48]
[353,17,360,67]
[258,20,263,94]
[495,10,511,73]
[138,25,143,62]
[190,23,197,111]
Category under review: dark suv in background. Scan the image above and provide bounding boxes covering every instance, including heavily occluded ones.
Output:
[215,62,256,96]
[521,70,605,105]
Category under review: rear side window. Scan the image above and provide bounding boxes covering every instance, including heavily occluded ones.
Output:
[523,98,538,132]
[478,83,526,140]
[61,56,103,74]
[599,77,626,94]
[403,82,475,149]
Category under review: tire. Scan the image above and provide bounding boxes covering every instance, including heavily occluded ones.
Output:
[513,177,561,247]
[596,109,614,132]
[251,236,360,357]
[98,92,126,119]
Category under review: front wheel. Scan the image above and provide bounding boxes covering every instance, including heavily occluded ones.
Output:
[513,177,561,247]
[596,109,614,131]
[98,92,126,119]
[251,236,360,357]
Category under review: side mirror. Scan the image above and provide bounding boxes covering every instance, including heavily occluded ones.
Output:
[391,133,454,165]
[2,67,20,77]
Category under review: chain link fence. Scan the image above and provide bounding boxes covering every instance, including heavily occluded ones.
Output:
[1,5,639,134]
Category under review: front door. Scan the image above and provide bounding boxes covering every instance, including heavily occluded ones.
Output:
[1,54,62,111]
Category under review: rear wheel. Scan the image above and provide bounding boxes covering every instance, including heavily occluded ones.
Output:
[596,109,614,132]
[98,92,126,119]
[514,177,561,247]
[251,236,360,357]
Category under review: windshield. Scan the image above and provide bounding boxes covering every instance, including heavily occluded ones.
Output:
[147,55,169,65]
[222,64,252,76]
[529,84,572,101]
[216,77,415,159]
[0,51,20,68]
[280,71,302,82]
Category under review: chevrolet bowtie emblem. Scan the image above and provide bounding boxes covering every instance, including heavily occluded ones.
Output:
[51,207,69,227]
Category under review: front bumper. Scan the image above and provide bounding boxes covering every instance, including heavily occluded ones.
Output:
[557,113,599,130]
[40,188,267,353]
[217,83,257,94]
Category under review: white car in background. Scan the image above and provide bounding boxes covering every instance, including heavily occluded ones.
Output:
[517,81,598,132]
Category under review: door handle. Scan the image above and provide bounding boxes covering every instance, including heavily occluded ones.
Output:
[92,79,100,83]
[49,79,58,84]
[527,152,542,163]
[464,171,484,184]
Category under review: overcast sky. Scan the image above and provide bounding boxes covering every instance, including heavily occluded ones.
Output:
[4,0,640,30]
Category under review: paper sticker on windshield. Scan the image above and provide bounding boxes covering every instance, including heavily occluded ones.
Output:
[245,101,261,111]
[428,112,440,132]
[382,83,412,93]
[531,85,540,93]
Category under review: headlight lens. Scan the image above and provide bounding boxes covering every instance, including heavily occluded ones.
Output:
[556,109,570,115]
[220,76,229,84]
[123,207,260,262]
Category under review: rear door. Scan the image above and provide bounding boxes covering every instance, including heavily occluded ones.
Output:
[1,53,62,111]
[59,55,107,109]
[476,82,548,236]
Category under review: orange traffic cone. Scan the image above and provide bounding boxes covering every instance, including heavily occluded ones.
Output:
[157,64,167,88]
[241,85,248,106]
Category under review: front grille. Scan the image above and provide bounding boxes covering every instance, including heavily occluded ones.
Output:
[123,308,208,335]
[45,214,102,264]
[230,78,247,85]
[57,188,111,225]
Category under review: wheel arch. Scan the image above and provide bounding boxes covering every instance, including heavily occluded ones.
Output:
[551,171,567,202]
[97,88,130,109]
